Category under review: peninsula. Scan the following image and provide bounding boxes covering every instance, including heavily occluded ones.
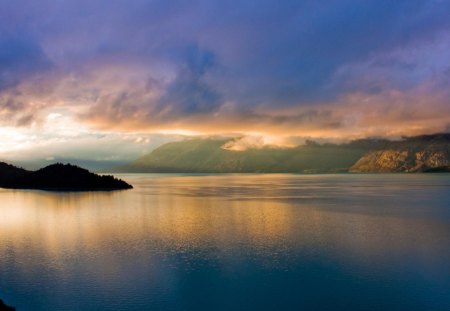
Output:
[0,162,132,191]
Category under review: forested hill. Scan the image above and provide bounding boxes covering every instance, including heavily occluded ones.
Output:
[117,134,450,173]
[117,138,383,173]
[0,163,132,191]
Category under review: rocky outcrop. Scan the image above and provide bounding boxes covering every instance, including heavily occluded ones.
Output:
[350,142,450,173]
[0,299,15,311]
[115,133,450,174]
[350,150,410,172]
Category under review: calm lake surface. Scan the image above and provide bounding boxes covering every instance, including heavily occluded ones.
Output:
[1,174,450,311]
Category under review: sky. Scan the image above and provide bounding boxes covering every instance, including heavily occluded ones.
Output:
[1,0,450,166]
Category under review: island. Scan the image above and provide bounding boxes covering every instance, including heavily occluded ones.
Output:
[0,162,132,191]
[0,299,15,311]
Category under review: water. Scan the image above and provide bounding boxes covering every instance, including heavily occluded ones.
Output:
[1,174,450,311]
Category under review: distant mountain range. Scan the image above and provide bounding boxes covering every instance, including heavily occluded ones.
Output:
[116,134,450,173]
[0,163,132,191]
[116,138,372,173]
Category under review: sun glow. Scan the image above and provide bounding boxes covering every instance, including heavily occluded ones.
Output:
[0,127,33,154]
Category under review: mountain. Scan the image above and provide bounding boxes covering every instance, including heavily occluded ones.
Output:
[0,163,132,191]
[350,133,450,172]
[117,138,383,173]
[117,134,450,173]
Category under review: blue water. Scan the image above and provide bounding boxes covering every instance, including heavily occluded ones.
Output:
[1,174,450,310]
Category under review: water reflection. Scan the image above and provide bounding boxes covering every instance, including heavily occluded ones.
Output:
[1,174,450,310]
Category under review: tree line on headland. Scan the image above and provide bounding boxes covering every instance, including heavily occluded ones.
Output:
[0,162,132,191]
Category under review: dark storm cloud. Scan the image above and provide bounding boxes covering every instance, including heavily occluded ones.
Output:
[159,45,221,115]
[0,35,52,90]
[198,0,450,104]
[0,0,450,136]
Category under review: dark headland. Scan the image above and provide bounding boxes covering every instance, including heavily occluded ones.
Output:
[0,162,132,191]
[0,299,15,311]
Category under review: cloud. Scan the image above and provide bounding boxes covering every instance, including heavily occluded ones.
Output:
[0,0,450,144]
[221,136,266,151]
[0,35,52,90]
[221,135,295,151]
[159,45,221,115]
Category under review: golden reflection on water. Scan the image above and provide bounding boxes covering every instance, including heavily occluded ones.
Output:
[0,187,293,253]
[1,174,449,272]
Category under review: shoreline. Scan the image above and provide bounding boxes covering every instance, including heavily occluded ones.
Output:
[0,299,15,311]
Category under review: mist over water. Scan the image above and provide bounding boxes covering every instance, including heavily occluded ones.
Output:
[1,174,450,310]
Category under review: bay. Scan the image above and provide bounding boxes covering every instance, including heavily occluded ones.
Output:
[1,174,450,310]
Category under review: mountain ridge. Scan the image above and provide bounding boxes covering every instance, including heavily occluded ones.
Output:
[116,134,450,173]
[350,134,450,173]
[116,137,380,173]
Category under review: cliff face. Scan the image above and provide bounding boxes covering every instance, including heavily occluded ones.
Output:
[116,134,450,173]
[350,136,450,172]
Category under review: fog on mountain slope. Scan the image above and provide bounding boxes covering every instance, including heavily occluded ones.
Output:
[116,134,450,173]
